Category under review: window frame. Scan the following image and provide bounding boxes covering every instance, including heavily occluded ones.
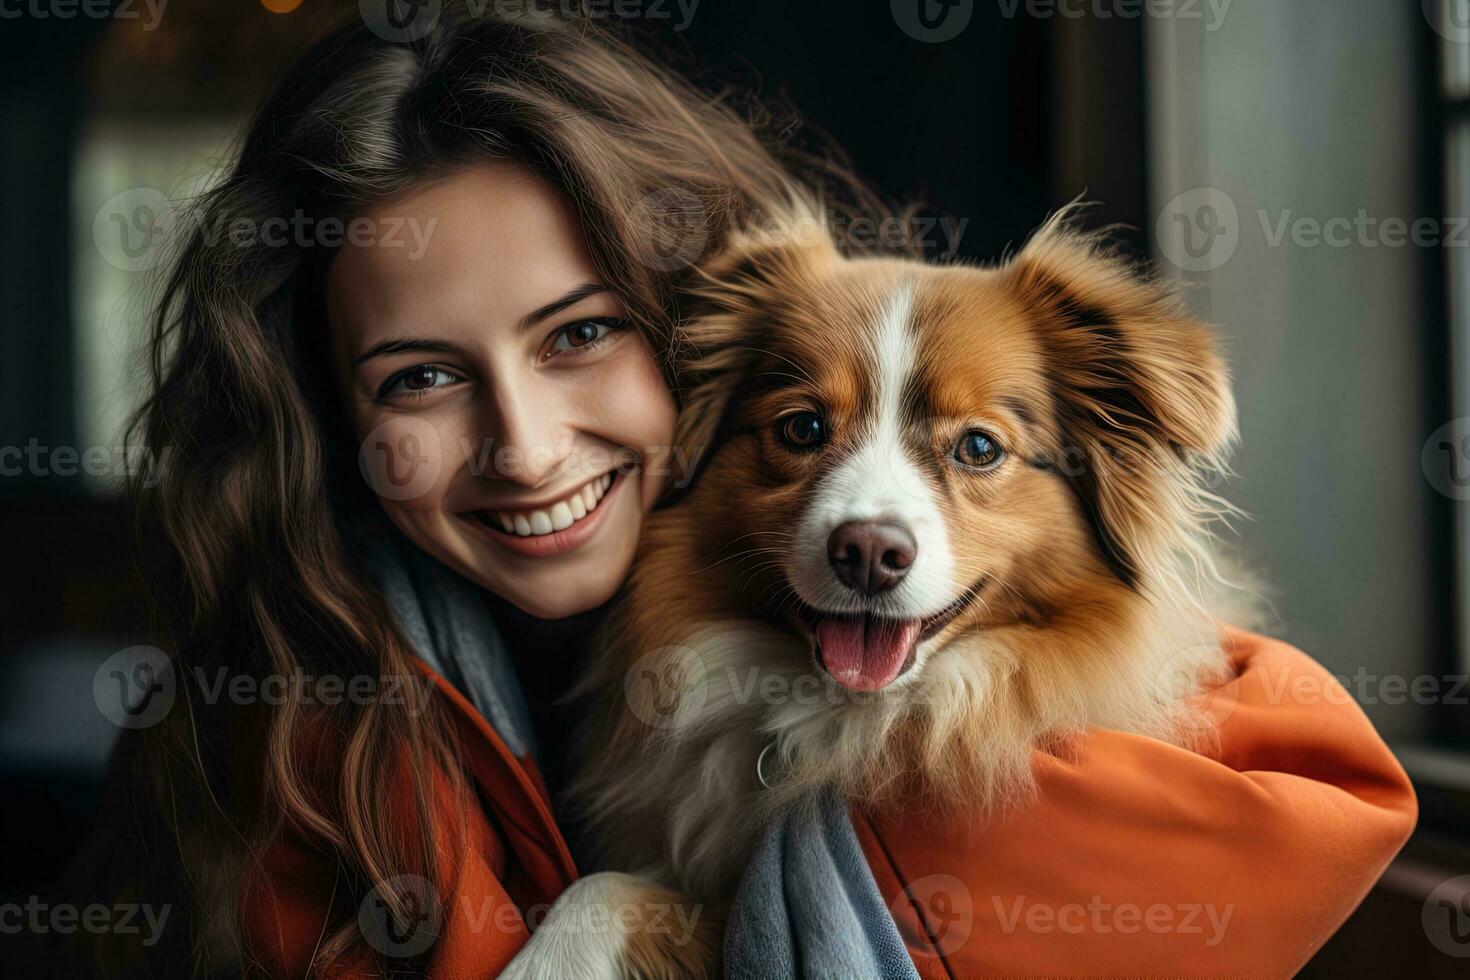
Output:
[1429,0,1470,755]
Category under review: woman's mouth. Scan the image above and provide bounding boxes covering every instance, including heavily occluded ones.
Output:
[463,469,623,558]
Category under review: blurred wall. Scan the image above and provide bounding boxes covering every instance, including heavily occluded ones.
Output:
[1148,0,1445,740]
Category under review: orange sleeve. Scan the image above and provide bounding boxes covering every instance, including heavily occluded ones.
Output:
[856,628,1418,979]
[240,770,532,979]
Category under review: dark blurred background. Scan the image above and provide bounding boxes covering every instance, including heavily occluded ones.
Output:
[1,1,1466,975]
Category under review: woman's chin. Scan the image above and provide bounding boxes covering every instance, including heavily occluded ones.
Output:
[500,579,622,622]
[466,540,636,622]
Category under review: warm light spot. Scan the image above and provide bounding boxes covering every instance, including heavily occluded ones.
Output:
[260,0,303,13]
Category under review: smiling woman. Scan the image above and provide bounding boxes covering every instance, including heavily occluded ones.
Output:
[52,7,861,978]
[38,4,1424,979]
[328,164,676,619]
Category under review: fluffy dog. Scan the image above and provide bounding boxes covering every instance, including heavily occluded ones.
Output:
[503,204,1240,979]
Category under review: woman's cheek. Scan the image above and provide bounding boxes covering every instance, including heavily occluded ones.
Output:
[569,339,677,508]
[354,411,459,513]
[623,350,678,509]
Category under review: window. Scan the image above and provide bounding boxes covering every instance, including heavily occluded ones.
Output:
[70,117,239,490]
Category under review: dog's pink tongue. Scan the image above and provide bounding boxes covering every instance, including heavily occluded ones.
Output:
[817,617,919,691]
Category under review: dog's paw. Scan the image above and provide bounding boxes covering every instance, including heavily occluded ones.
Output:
[498,872,623,979]
[499,871,720,980]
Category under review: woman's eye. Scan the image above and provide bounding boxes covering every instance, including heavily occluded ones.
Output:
[776,411,828,451]
[953,430,1005,469]
[379,364,461,399]
[549,318,626,354]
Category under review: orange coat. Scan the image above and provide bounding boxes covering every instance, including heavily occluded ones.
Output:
[243,628,1416,977]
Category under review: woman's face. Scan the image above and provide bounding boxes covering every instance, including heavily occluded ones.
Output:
[329,163,676,619]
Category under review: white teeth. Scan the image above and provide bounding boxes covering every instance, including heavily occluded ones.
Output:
[484,471,616,539]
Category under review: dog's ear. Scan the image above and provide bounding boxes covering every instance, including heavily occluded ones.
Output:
[664,203,838,495]
[1004,214,1237,587]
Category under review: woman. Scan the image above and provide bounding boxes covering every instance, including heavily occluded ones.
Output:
[67,7,1414,978]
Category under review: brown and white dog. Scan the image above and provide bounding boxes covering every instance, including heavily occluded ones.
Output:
[502,204,1241,979]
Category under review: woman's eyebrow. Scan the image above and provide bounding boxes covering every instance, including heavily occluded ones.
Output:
[352,283,612,366]
[518,281,612,332]
[354,338,463,367]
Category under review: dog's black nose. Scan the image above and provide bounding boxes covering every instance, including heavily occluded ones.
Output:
[827,521,917,595]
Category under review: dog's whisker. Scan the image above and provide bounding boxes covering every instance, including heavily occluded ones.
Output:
[732,345,819,387]
[696,546,790,576]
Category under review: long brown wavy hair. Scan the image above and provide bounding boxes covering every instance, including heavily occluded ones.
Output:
[63,5,877,977]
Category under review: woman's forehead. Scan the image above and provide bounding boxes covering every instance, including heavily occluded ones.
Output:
[326,162,603,349]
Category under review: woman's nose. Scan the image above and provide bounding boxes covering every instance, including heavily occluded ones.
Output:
[479,385,574,488]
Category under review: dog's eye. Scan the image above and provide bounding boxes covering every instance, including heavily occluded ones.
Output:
[776,411,827,450]
[954,431,1004,469]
